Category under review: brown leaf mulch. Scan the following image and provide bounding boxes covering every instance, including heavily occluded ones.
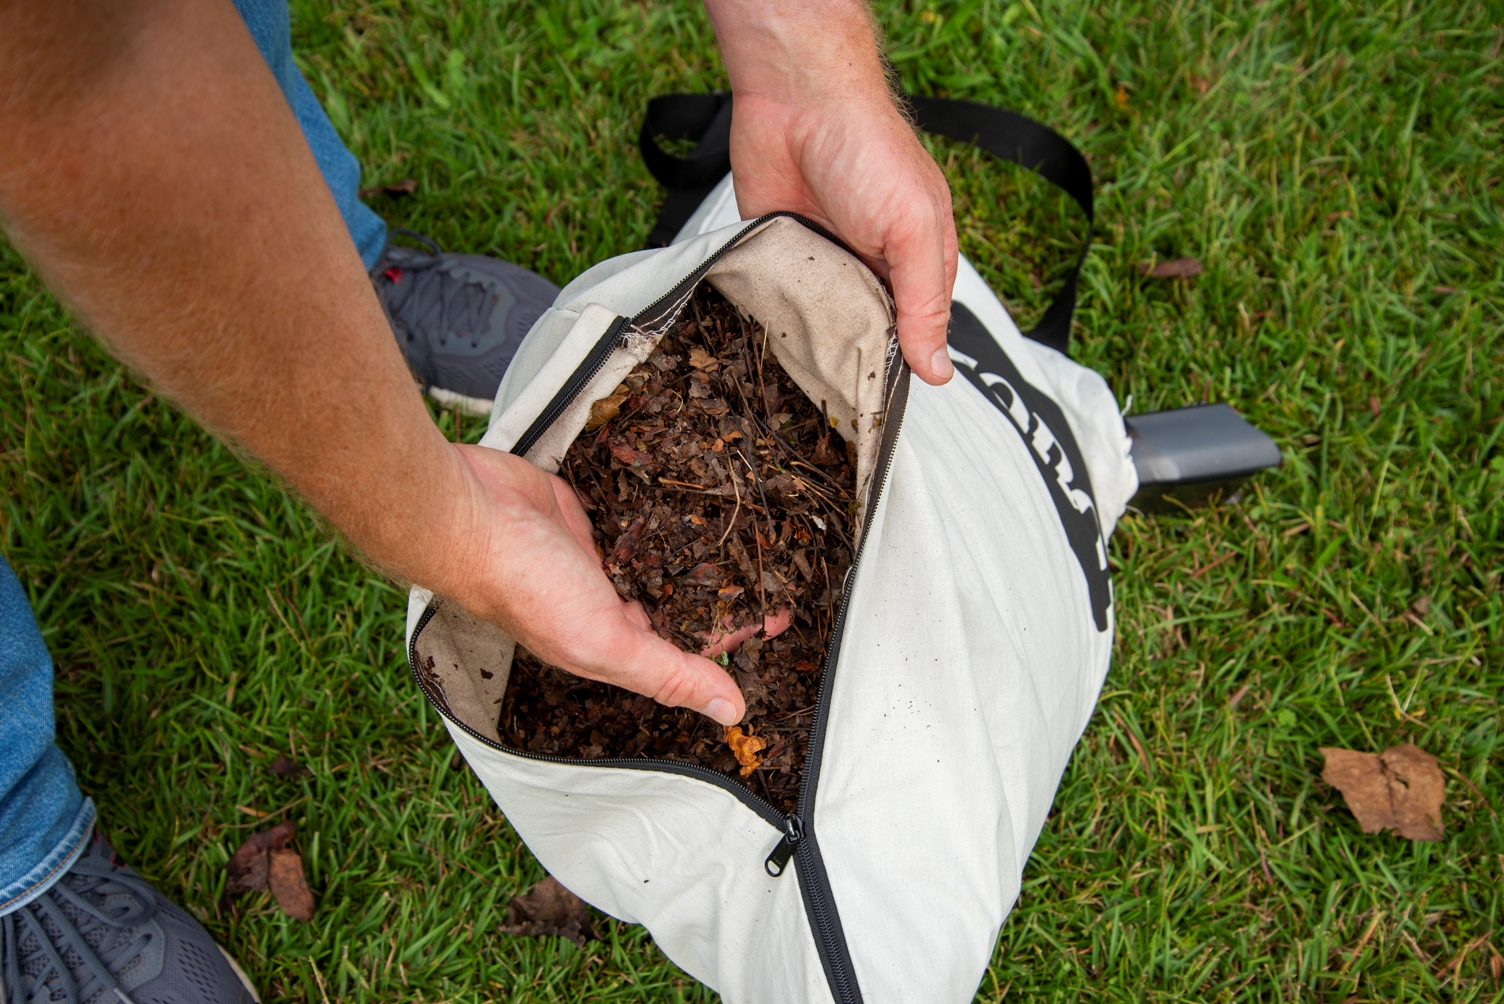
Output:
[498,285,861,813]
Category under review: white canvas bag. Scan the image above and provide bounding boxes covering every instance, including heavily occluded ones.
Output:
[404,103,1137,1003]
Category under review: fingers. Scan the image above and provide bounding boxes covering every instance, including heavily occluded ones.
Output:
[884,167,959,386]
[887,232,955,385]
[449,444,746,726]
[634,631,747,726]
[586,605,748,726]
[750,96,959,386]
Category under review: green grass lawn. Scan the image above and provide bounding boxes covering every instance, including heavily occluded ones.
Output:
[2,0,1500,1000]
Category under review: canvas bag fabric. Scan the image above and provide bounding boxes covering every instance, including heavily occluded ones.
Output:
[404,192,1137,1001]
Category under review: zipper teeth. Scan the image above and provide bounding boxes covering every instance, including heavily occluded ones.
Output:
[629,218,768,330]
[810,884,858,1003]
[407,606,786,828]
[513,212,806,458]
[797,361,908,822]
[790,362,907,1004]
[511,316,630,459]
[629,211,854,334]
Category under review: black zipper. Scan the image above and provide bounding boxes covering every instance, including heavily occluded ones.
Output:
[786,353,910,1004]
[509,212,809,458]
[408,601,786,827]
[408,212,908,1004]
[510,314,632,460]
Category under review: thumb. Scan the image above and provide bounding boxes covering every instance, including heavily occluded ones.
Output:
[602,610,747,726]
[885,215,957,386]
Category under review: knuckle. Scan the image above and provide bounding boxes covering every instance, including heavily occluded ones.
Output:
[650,664,702,709]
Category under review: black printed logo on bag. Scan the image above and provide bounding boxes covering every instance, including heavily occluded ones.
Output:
[947,304,1112,632]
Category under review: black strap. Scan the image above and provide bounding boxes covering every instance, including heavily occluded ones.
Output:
[905,95,1092,355]
[638,92,1092,355]
[639,93,734,250]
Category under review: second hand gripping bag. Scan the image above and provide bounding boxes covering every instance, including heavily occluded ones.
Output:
[405,142,1137,1001]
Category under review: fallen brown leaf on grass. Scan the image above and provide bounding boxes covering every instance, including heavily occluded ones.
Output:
[226,820,295,894]
[268,753,310,777]
[268,849,315,921]
[1136,257,1204,279]
[499,876,600,947]
[725,726,766,776]
[1321,743,1445,841]
[225,820,315,919]
[356,178,417,199]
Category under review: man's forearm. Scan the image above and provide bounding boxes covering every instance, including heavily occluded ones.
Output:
[0,0,465,587]
[702,0,890,104]
[0,0,751,722]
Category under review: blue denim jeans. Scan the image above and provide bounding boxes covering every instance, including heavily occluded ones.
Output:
[0,0,382,915]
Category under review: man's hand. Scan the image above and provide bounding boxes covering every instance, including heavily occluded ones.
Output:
[436,446,745,725]
[704,1,958,385]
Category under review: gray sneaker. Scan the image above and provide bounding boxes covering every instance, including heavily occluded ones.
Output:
[1,829,259,1004]
[372,229,560,416]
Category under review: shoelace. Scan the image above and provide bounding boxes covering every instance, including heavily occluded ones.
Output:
[374,229,502,356]
[2,868,156,1004]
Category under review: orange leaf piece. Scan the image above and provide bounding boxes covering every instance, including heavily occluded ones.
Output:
[725,726,766,776]
[1320,743,1445,841]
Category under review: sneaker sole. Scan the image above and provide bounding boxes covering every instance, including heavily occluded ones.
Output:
[216,943,263,1003]
[427,385,495,418]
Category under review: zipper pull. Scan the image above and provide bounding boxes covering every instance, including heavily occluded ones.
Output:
[765,814,804,877]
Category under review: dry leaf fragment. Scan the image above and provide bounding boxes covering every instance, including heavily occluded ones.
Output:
[611,516,646,565]
[268,753,310,777]
[609,441,646,466]
[586,387,630,431]
[268,849,315,921]
[681,562,724,588]
[225,820,296,894]
[356,178,417,199]
[725,726,766,776]
[1137,257,1204,279]
[1321,743,1445,841]
[687,347,720,372]
[500,876,600,947]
